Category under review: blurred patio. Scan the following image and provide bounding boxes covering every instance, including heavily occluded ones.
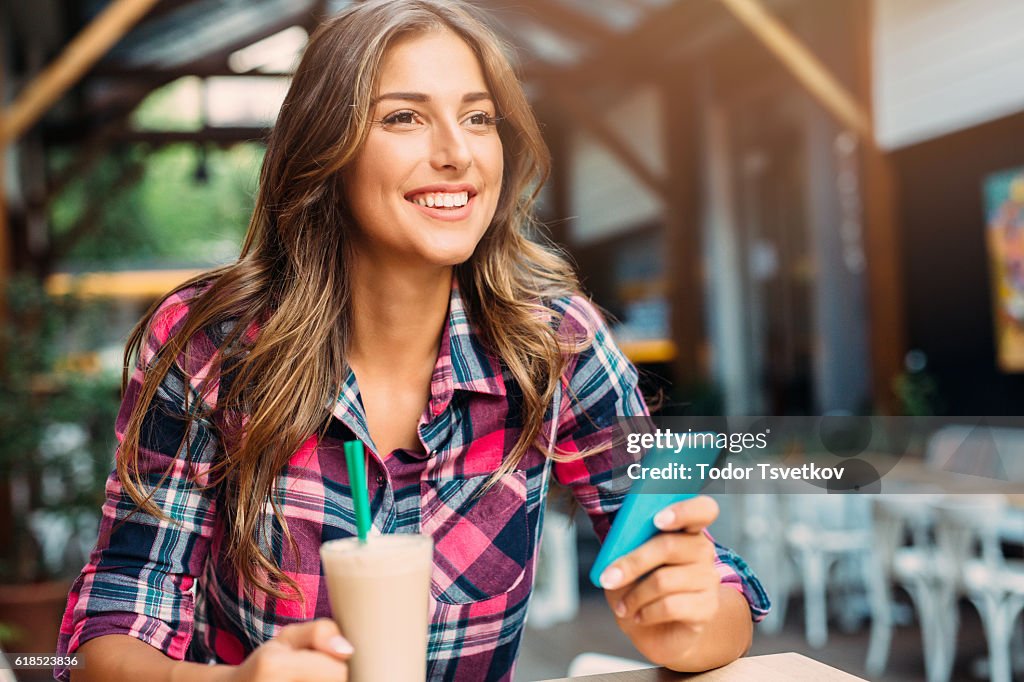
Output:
[2,1,1024,681]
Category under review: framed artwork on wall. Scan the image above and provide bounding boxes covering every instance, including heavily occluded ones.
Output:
[984,166,1024,372]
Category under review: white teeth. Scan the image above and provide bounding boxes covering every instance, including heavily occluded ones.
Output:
[409,191,471,208]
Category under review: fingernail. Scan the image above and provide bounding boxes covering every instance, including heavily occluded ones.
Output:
[654,509,674,530]
[613,601,627,618]
[329,635,353,655]
[600,566,624,589]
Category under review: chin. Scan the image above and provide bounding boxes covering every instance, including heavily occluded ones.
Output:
[429,248,479,268]
[421,236,486,267]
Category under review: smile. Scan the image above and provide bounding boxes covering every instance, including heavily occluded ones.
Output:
[407,191,470,208]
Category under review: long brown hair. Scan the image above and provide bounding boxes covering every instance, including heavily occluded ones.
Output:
[118,0,586,604]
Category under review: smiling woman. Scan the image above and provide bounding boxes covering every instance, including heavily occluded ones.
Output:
[54,2,768,681]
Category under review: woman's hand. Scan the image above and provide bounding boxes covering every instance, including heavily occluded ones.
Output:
[598,496,751,670]
[225,619,352,682]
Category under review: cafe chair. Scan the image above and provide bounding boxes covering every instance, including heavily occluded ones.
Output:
[933,495,1024,682]
[0,646,17,682]
[865,493,949,682]
[527,506,579,629]
[739,492,793,635]
[567,652,653,676]
[783,495,874,648]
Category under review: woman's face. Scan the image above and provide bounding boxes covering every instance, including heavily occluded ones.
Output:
[344,28,504,270]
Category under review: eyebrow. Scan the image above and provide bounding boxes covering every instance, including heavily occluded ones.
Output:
[371,91,493,105]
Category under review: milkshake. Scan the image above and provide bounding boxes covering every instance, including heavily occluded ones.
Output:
[320,534,434,681]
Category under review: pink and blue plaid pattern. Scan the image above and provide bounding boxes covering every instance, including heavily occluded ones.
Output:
[55,283,768,681]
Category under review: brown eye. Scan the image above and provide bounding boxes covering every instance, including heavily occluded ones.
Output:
[381,111,417,126]
[465,112,497,128]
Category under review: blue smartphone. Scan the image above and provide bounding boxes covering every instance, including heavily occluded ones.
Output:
[589,437,722,589]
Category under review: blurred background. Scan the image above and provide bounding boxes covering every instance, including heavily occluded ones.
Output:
[1,0,1023,680]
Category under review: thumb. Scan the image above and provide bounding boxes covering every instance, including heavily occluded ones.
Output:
[277,618,354,660]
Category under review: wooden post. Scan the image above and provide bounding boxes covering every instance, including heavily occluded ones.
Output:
[0,0,159,145]
[717,0,905,412]
[0,38,11,571]
[1,25,9,321]
[852,1,906,413]
[661,73,705,393]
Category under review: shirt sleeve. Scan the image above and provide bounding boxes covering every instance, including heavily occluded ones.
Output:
[55,293,221,680]
[549,295,771,623]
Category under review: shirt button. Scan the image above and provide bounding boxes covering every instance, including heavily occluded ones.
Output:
[376,474,385,484]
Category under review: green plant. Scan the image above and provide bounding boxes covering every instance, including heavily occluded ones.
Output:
[0,276,121,584]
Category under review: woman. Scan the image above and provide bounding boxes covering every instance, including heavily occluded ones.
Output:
[56,1,769,680]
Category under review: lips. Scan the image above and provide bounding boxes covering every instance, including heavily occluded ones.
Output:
[403,184,478,203]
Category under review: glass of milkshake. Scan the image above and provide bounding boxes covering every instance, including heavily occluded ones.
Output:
[320,534,434,681]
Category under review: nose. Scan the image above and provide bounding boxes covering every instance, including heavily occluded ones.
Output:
[429,120,472,172]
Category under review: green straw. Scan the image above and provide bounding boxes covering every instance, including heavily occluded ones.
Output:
[344,440,371,543]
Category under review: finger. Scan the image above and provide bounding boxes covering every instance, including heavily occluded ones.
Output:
[652,495,720,532]
[599,531,715,590]
[284,649,350,682]
[633,589,720,627]
[617,564,721,620]
[277,618,353,659]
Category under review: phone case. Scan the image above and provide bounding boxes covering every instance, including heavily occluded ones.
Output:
[589,440,722,589]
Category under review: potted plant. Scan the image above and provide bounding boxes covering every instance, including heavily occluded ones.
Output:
[0,276,120,660]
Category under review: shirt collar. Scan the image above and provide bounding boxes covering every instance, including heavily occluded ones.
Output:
[432,280,507,405]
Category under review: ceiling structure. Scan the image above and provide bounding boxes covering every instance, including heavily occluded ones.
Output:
[3,0,808,150]
[1,0,905,411]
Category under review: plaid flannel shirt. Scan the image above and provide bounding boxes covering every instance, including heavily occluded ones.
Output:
[55,282,769,681]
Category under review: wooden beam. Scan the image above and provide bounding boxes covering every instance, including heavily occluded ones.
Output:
[716,0,872,139]
[544,88,670,201]
[0,0,160,147]
[525,0,727,88]
[111,126,269,146]
[45,268,206,300]
[510,0,617,47]
[92,65,294,82]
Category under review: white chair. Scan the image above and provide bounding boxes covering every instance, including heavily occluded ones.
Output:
[738,492,793,634]
[783,494,874,648]
[0,646,18,682]
[865,493,951,682]
[567,653,653,677]
[933,495,1024,682]
[527,506,579,629]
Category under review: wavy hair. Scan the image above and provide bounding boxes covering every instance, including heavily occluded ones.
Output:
[118,0,588,604]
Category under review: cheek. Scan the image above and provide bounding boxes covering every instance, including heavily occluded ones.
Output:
[482,141,504,205]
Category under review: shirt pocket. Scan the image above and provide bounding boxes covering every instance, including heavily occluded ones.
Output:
[419,470,530,605]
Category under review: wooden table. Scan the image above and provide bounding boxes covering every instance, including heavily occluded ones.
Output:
[540,653,867,681]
